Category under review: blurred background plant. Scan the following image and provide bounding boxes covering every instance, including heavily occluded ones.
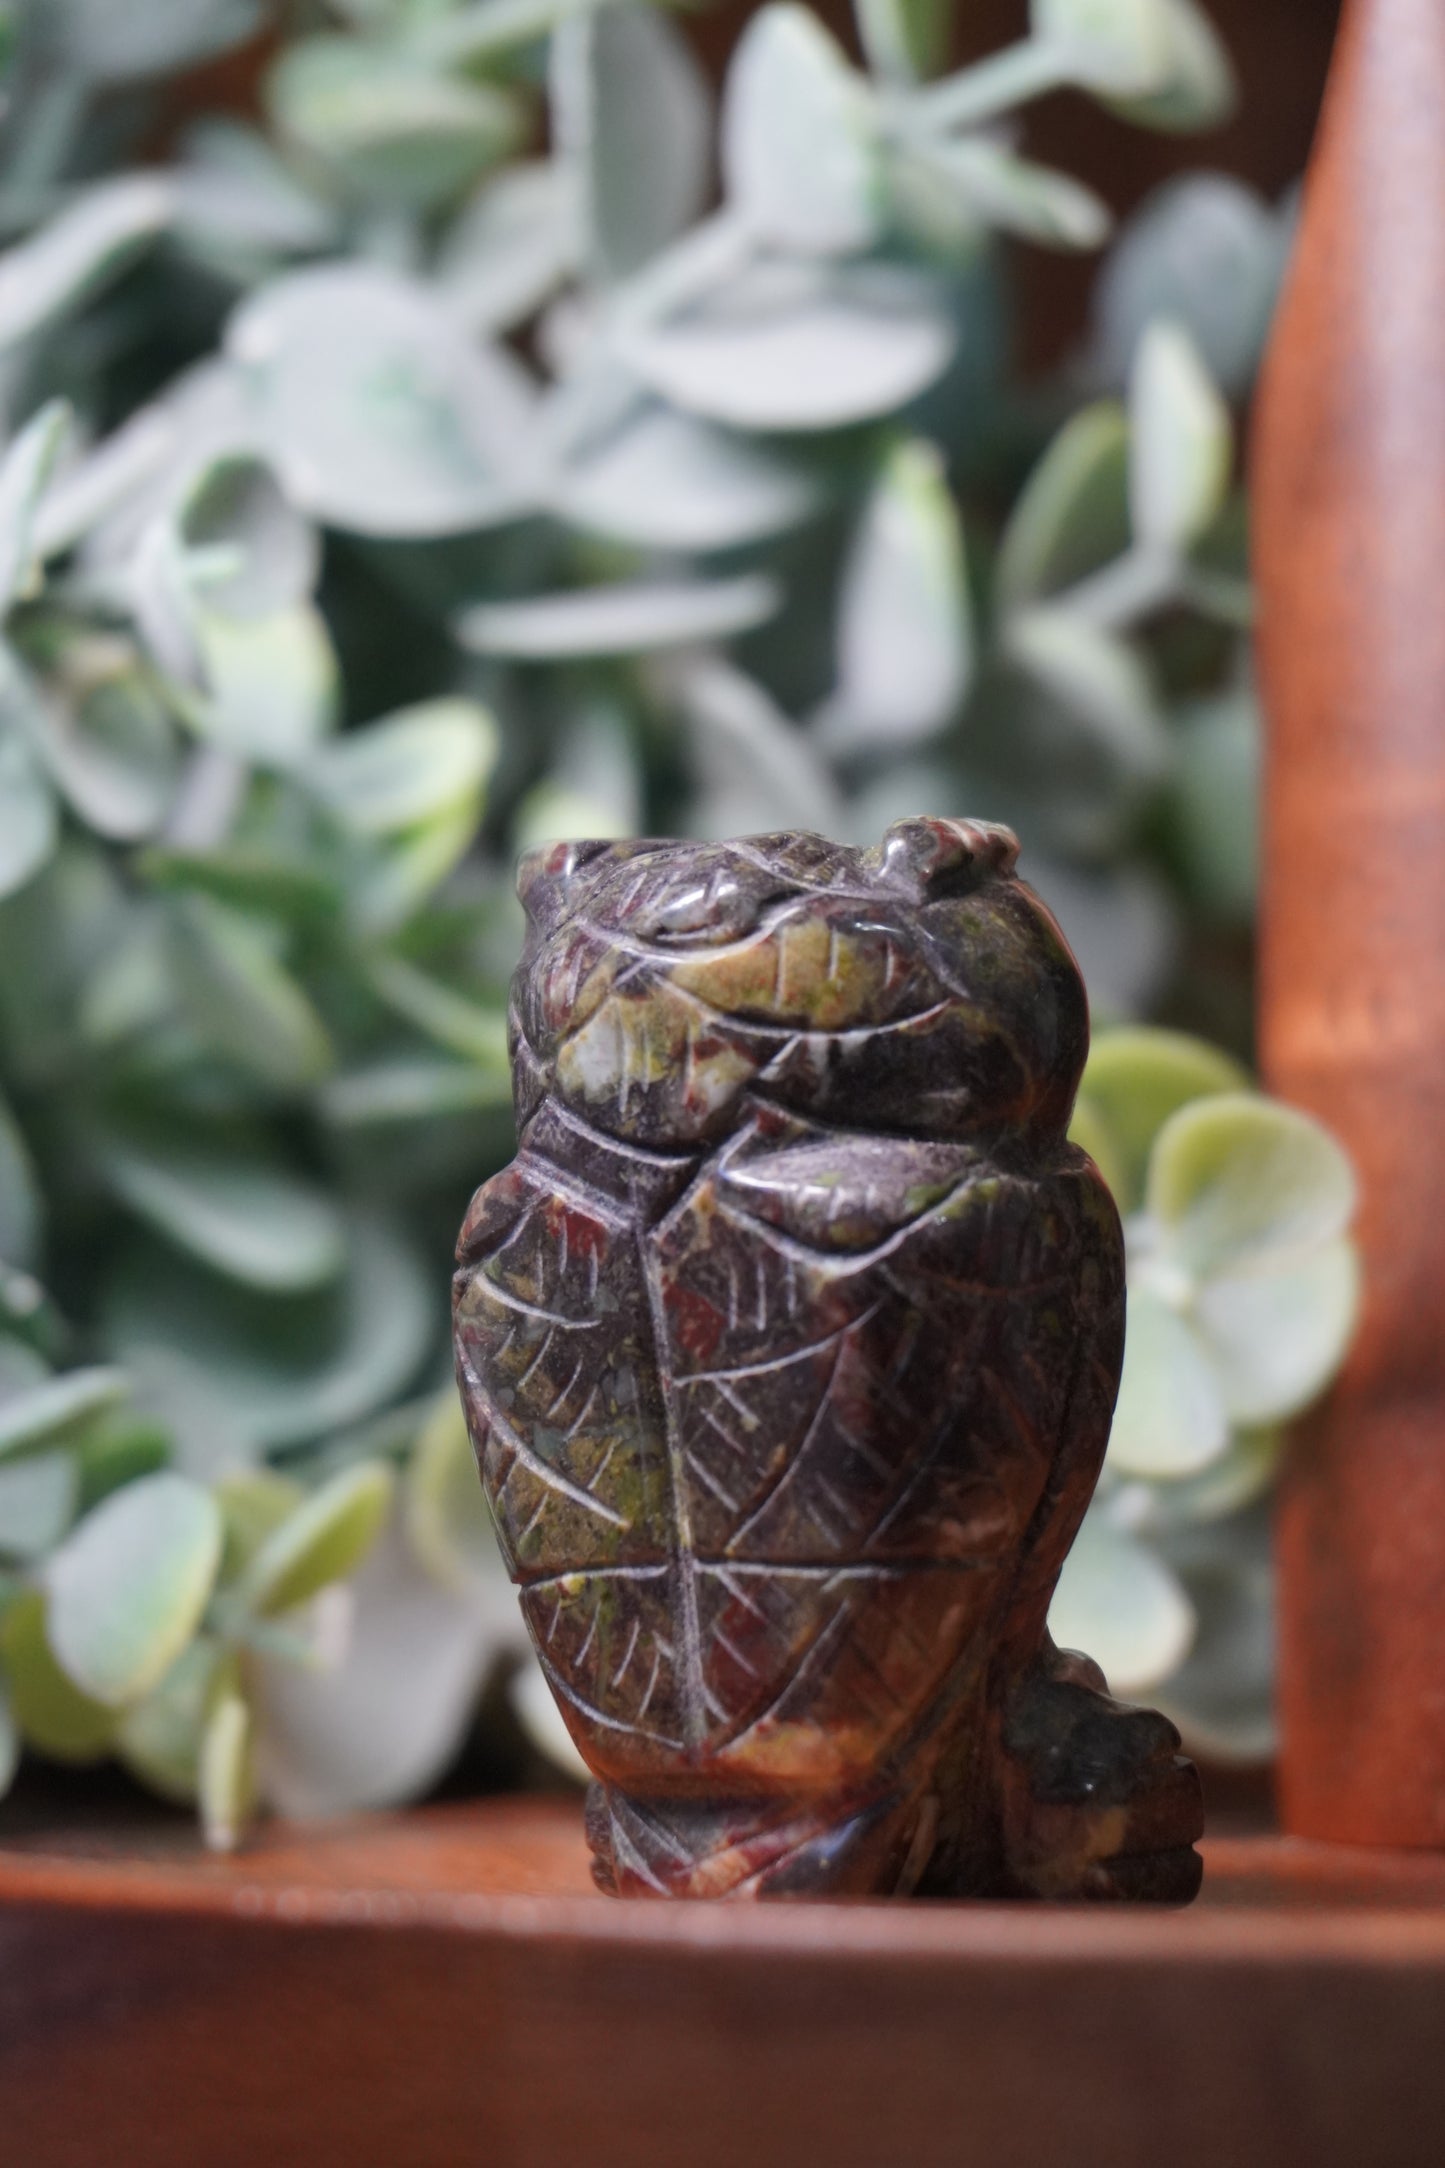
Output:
[0,0,1353,1844]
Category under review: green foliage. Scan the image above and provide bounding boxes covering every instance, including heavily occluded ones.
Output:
[1053,1029,1359,1758]
[0,0,1349,1828]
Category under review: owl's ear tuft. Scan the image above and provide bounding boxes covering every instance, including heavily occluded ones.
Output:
[872,817,1020,899]
[515,839,620,929]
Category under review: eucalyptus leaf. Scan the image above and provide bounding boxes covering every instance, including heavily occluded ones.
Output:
[0,1683,16,1798]
[825,436,971,751]
[1033,0,1174,97]
[240,1461,395,1618]
[995,401,1130,614]
[101,1135,347,1294]
[1128,320,1232,554]
[0,1450,78,1561]
[853,0,949,85]
[0,722,56,901]
[306,698,497,835]
[722,6,880,255]
[0,1367,129,1466]
[369,956,511,1068]
[922,141,1112,252]
[0,401,71,613]
[228,265,538,536]
[457,573,780,658]
[554,4,712,283]
[1108,1282,1228,1479]
[1004,607,1167,782]
[1103,0,1236,132]
[1092,174,1283,398]
[268,36,524,211]
[199,1686,256,1851]
[1047,1511,1196,1693]
[405,1390,514,1621]
[0,1586,115,1760]
[0,1088,42,1266]
[0,174,174,354]
[116,1637,228,1805]
[437,161,580,334]
[195,602,339,766]
[674,658,845,838]
[1072,1023,1250,1214]
[556,401,820,551]
[254,1513,499,1817]
[176,456,320,620]
[1148,1094,1357,1281]
[173,120,341,260]
[41,0,262,84]
[2,646,181,843]
[1193,1240,1360,1425]
[104,1213,434,1452]
[1155,1508,1274,1762]
[322,1058,514,1128]
[621,262,955,433]
[167,892,333,1090]
[45,1472,222,1707]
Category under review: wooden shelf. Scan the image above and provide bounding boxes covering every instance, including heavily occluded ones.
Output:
[4,1796,1444,2168]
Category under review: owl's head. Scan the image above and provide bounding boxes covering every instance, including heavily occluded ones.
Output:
[510,819,1088,1150]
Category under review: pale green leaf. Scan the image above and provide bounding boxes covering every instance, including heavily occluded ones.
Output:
[1033,0,1173,95]
[675,658,845,839]
[46,1473,222,1706]
[369,956,511,1067]
[0,400,70,612]
[1148,1093,1357,1280]
[167,893,333,1090]
[253,1514,501,1816]
[0,1586,115,1761]
[853,0,949,85]
[215,1468,305,1585]
[1129,320,1232,553]
[173,120,340,259]
[267,36,523,212]
[1004,606,1168,781]
[0,1681,16,1797]
[1193,1239,1360,1425]
[0,1450,78,1560]
[101,1135,347,1294]
[922,141,1112,252]
[228,264,537,536]
[553,5,712,283]
[1092,174,1282,399]
[2,647,180,843]
[0,1087,43,1266]
[176,455,320,621]
[825,436,971,750]
[199,1685,256,1851]
[1156,1509,1273,1762]
[0,174,174,353]
[195,603,339,767]
[405,1390,514,1623]
[556,401,820,552]
[116,1637,229,1804]
[722,6,880,255]
[457,573,780,659]
[321,1058,514,1128]
[1071,1023,1250,1213]
[306,699,497,835]
[995,401,1130,614]
[1048,1511,1196,1693]
[0,720,57,901]
[622,262,955,433]
[1107,1283,1229,1479]
[43,0,261,84]
[0,1367,129,1465]
[438,161,580,334]
[104,1212,434,1452]
[1122,1425,1281,1533]
[1104,0,1236,131]
[240,1460,394,1619]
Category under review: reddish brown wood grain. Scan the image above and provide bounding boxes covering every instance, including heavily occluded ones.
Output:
[1254,0,1445,1847]
[3,1800,1445,2168]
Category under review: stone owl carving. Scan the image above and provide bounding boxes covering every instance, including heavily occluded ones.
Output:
[453,819,1204,1901]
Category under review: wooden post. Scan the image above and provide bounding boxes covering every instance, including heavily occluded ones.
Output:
[1255,0,1445,1846]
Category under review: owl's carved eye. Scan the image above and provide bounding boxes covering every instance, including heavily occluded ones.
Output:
[629,855,791,948]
